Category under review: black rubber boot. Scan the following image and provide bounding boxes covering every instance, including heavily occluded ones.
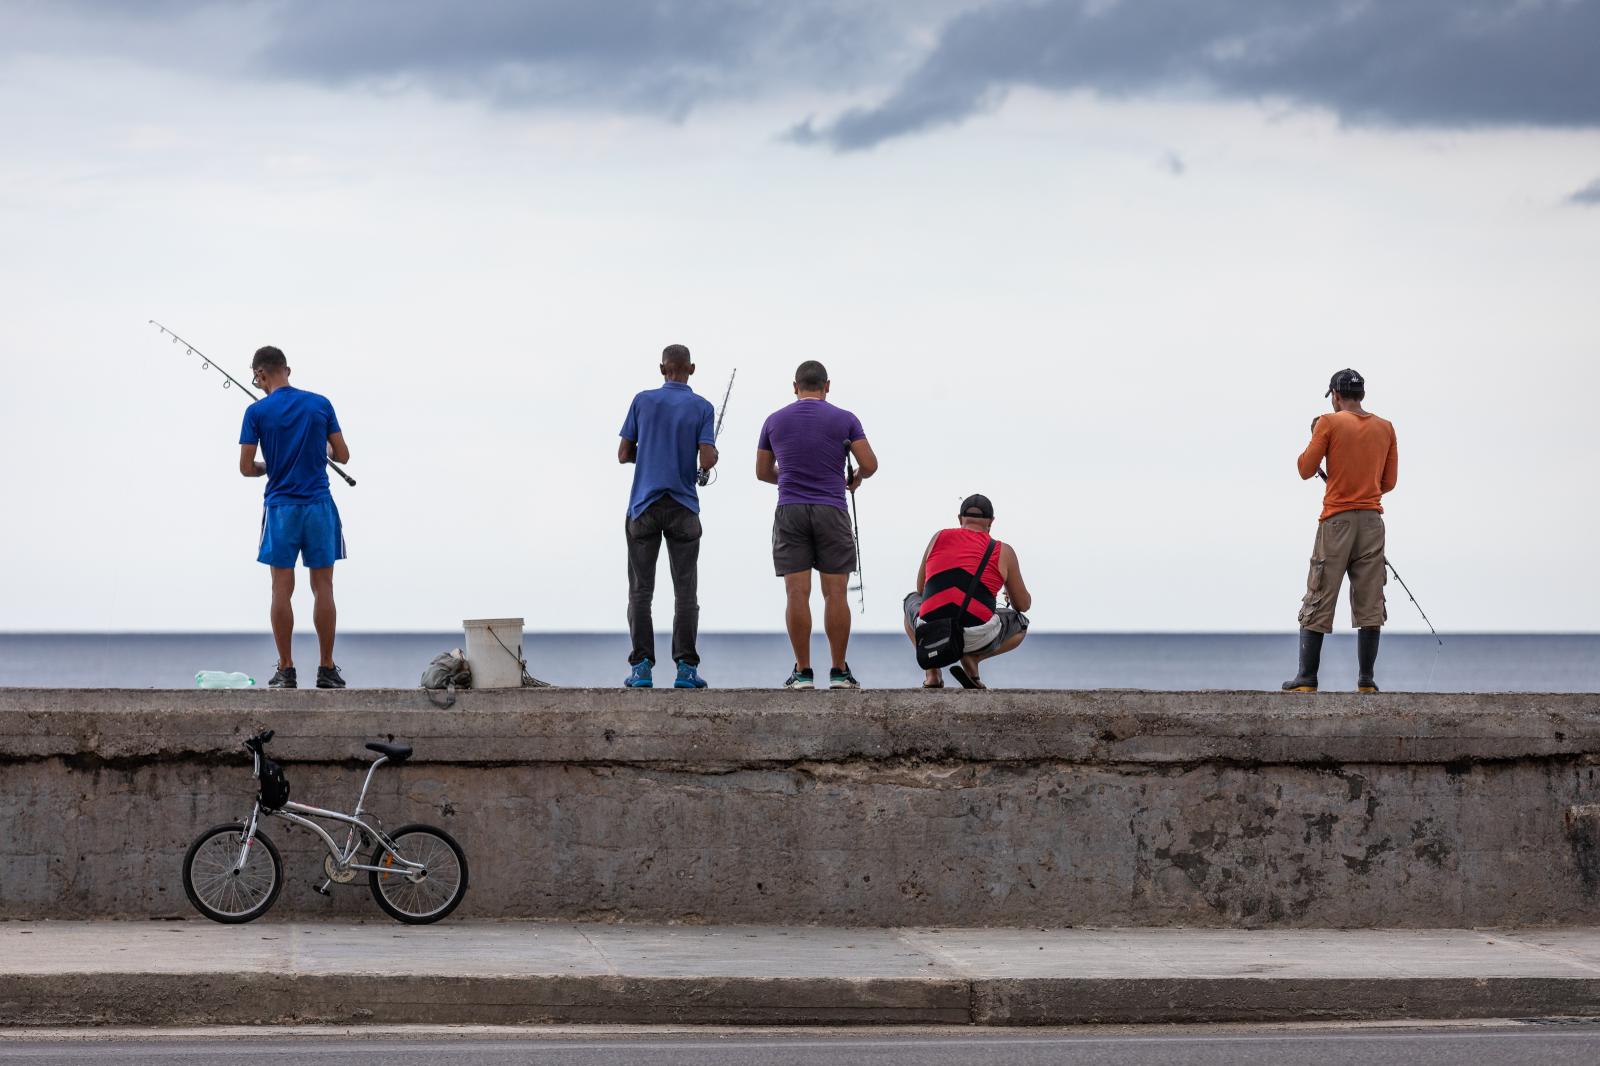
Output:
[1281,628,1324,692]
[1357,627,1381,693]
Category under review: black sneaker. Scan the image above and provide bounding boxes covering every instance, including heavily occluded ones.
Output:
[268,666,297,689]
[316,664,346,689]
[828,664,861,689]
[784,666,815,690]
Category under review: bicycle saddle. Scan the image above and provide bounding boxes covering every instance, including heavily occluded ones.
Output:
[365,741,413,764]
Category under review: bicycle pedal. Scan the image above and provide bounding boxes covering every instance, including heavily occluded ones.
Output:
[312,881,332,897]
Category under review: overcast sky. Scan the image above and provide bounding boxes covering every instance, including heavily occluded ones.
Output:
[1,0,1597,635]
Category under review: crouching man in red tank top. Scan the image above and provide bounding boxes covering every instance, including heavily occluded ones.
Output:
[903,494,1032,689]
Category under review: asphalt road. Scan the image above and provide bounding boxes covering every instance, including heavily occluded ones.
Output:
[4,1023,1600,1065]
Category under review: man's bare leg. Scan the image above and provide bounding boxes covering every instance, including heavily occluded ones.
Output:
[270,567,295,668]
[309,566,336,668]
[819,572,851,671]
[784,571,813,670]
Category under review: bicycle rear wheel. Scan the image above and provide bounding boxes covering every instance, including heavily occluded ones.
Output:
[183,822,283,923]
[368,824,468,924]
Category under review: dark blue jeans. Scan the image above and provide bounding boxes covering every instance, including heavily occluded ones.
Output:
[625,497,702,667]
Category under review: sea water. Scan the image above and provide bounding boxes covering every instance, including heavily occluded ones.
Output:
[0,632,1595,691]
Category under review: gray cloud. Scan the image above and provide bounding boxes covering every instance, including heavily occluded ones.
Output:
[256,0,898,119]
[1572,178,1600,205]
[798,0,1600,151]
[20,0,1600,152]
[24,0,919,121]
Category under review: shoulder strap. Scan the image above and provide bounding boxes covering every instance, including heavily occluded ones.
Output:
[955,537,998,623]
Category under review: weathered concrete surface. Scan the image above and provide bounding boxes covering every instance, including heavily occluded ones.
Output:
[2,688,1599,926]
[5,922,1600,1027]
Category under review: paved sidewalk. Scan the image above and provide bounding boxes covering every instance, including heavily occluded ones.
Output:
[4,923,1600,1026]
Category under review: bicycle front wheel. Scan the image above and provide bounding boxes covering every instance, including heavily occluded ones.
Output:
[368,824,469,924]
[182,822,283,923]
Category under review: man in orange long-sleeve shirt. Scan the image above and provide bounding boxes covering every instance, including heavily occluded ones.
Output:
[1283,368,1398,694]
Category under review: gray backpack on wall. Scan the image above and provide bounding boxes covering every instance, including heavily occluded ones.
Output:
[421,649,472,707]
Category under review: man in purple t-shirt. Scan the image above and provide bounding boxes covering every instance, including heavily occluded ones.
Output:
[756,360,879,689]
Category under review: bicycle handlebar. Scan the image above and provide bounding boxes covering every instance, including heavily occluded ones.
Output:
[244,729,275,750]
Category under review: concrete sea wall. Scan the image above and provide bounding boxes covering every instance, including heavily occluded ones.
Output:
[2,688,1598,926]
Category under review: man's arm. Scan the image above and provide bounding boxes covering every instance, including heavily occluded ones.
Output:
[239,443,265,478]
[913,534,937,592]
[327,431,350,465]
[755,448,779,484]
[696,401,717,474]
[1297,418,1330,481]
[847,438,878,492]
[1000,544,1032,613]
[1380,431,1398,494]
[618,399,640,464]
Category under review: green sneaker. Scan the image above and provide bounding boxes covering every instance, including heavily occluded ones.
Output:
[828,664,861,689]
[784,665,815,690]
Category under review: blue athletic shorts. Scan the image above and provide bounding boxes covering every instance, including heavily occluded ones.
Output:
[257,499,347,569]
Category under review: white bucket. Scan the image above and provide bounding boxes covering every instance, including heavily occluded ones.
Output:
[463,617,526,689]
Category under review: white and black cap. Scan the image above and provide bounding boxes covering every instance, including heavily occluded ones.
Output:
[1326,368,1365,397]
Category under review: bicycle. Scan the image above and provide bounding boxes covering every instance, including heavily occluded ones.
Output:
[181,729,469,924]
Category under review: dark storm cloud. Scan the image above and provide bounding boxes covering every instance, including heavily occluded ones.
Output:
[1571,178,1600,205]
[796,0,1600,151]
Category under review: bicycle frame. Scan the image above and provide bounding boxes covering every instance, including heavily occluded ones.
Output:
[237,749,425,877]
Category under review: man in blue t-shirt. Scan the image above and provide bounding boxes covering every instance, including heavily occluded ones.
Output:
[618,344,718,689]
[238,345,351,690]
[756,360,878,690]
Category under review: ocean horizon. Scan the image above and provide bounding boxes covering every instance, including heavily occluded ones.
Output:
[0,631,1595,692]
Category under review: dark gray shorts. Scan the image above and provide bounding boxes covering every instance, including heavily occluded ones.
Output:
[772,504,857,576]
[903,591,1029,657]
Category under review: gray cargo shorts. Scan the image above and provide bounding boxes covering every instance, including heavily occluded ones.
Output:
[772,504,857,576]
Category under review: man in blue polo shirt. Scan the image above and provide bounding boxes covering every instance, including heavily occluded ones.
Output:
[239,345,351,689]
[618,344,718,689]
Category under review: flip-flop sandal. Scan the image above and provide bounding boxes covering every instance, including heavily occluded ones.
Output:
[950,665,983,689]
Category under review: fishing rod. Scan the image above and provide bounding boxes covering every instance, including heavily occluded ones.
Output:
[150,320,356,487]
[696,367,736,487]
[1314,465,1439,645]
[846,448,865,614]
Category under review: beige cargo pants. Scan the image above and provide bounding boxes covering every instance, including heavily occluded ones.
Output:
[1298,508,1387,634]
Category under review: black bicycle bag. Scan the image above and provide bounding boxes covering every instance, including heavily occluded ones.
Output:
[257,756,291,811]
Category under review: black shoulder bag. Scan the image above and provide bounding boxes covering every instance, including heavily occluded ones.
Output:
[914,536,997,670]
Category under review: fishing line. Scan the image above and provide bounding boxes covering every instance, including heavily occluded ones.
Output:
[1424,641,1442,692]
[149,319,357,487]
[697,368,736,488]
[846,448,864,614]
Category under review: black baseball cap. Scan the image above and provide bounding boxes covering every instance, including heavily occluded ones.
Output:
[959,494,994,519]
[1326,368,1365,397]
